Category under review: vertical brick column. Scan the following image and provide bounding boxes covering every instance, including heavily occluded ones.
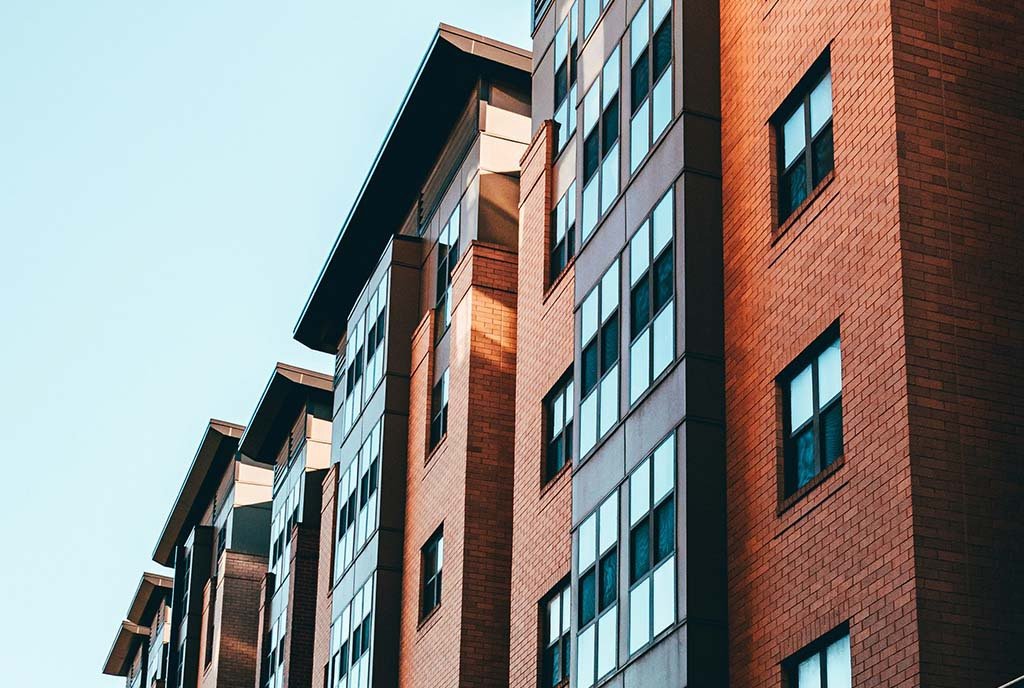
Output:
[311,465,338,688]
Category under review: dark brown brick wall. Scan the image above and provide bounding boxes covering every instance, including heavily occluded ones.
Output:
[891,1,1024,685]
[311,465,338,688]
[283,519,321,688]
[203,551,266,688]
[508,121,575,688]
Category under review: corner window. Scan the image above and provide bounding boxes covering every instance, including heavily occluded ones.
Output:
[786,629,851,688]
[627,435,675,654]
[435,204,461,334]
[340,274,390,438]
[429,369,450,450]
[544,370,574,483]
[776,56,833,223]
[541,579,571,688]
[553,3,579,152]
[421,526,444,618]
[576,492,618,688]
[580,47,621,242]
[579,259,620,457]
[629,0,673,172]
[550,181,577,283]
[782,330,843,496]
[582,0,610,38]
[628,189,674,403]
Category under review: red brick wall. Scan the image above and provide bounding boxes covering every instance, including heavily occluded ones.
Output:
[720,0,922,685]
[508,121,575,688]
[311,465,338,688]
[202,551,266,688]
[890,1,1024,685]
[283,519,321,688]
[399,242,518,688]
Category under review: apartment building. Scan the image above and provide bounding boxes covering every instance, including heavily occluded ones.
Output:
[153,419,274,688]
[292,24,532,688]
[102,573,174,688]
[238,363,333,688]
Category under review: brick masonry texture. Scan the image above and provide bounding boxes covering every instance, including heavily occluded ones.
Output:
[312,465,338,688]
[202,551,266,688]
[508,121,575,688]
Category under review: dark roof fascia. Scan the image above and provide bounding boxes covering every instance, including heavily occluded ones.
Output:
[126,572,174,626]
[238,363,333,465]
[101,620,148,677]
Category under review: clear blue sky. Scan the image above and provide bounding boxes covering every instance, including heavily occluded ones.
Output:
[0,2,529,684]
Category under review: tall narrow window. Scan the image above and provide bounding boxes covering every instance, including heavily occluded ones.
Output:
[582,0,611,38]
[541,579,571,688]
[550,181,577,283]
[782,330,843,496]
[786,629,852,688]
[342,314,365,435]
[580,47,621,242]
[553,3,579,152]
[579,259,620,457]
[776,57,833,223]
[627,435,676,654]
[363,276,388,392]
[576,492,618,688]
[335,418,384,578]
[327,575,375,688]
[544,370,574,483]
[421,527,444,618]
[429,369,449,450]
[435,204,462,333]
[628,189,674,403]
[629,0,673,171]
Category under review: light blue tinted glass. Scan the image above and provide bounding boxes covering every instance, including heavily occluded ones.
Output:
[628,579,650,653]
[789,364,813,429]
[631,1,650,62]
[599,493,617,550]
[601,259,619,316]
[630,219,650,284]
[601,142,619,213]
[603,47,620,104]
[652,65,672,137]
[577,625,595,688]
[797,653,821,688]
[783,103,805,167]
[580,390,597,456]
[810,72,833,135]
[579,512,597,569]
[582,177,599,240]
[629,330,650,403]
[826,635,852,688]
[630,103,650,173]
[652,302,673,376]
[584,0,600,37]
[818,338,842,404]
[584,84,600,135]
[555,19,568,66]
[597,609,617,677]
[652,188,673,252]
[599,367,618,436]
[653,0,671,23]
[582,289,598,341]
[651,555,674,634]
[629,457,650,524]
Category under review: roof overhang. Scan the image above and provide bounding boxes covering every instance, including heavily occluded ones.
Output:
[101,620,148,677]
[238,363,333,465]
[293,24,531,353]
[152,420,244,567]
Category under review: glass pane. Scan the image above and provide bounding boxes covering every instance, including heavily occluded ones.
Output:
[630,521,650,582]
[602,47,620,104]
[789,364,814,430]
[630,103,650,173]
[599,551,617,609]
[599,492,618,551]
[601,317,619,371]
[826,635,852,688]
[596,608,617,677]
[630,331,650,403]
[583,129,600,182]
[653,499,674,562]
[551,392,564,433]
[568,83,578,138]
[782,103,805,167]
[653,250,672,310]
[554,20,568,66]
[630,458,650,524]
[810,72,832,135]
[582,177,599,241]
[580,390,597,456]
[652,302,673,376]
[630,221,650,284]
[653,0,671,24]
[577,625,595,688]
[601,142,619,213]
[821,400,843,467]
[566,381,575,422]
[579,568,596,625]
[582,341,598,395]
[583,83,601,135]
[781,158,808,219]
[652,66,672,139]
[555,62,569,109]
[548,597,561,643]
[631,52,650,115]
[797,653,821,688]
[629,579,650,654]
[818,338,842,404]
[652,18,671,79]
[562,589,571,633]
[567,181,577,228]
[601,259,619,315]
[599,368,618,437]
[653,437,673,501]
[794,426,816,490]
[631,280,651,337]
[812,123,834,186]
[580,512,597,569]
[652,188,672,251]
[543,644,559,688]
[630,1,649,63]
[652,556,674,635]
[582,289,599,342]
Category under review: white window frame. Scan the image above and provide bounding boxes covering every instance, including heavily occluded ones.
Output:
[576,491,619,688]
[580,46,621,243]
[628,0,674,172]
[578,259,620,458]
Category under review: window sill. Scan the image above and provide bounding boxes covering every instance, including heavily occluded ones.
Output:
[416,604,443,634]
[776,453,845,517]
[771,170,836,247]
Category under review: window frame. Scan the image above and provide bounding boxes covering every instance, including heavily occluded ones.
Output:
[628,0,674,173]
[539,577,572,688]
[575,491,619,688]
[582,0,611,40]
[783,626,852,688]
[420,526,444,620]
[435,204,462,337]
[429,368,450,451]
[550,181,577,285]
[578,259,621,458]
[580,45,622,244]
[552,3,579,154]
[543,368,575,485]
[774,52,833,225]
[779,324,843,500]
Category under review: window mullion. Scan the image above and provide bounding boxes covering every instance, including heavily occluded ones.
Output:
[803,92,814,197]
[811,358,822,474]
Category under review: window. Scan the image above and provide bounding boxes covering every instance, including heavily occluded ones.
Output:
[627,435,675,654]
[342,315,365,436]
[629,0,673,172]
[783,332,843,496]
[776,58,833,223]
[363,278,388,392]
[327,575,375,688]
[265,610,287,688]
[550,181,577,283]
[435,204,461,333]
[544,370,574,483]
[628,189,674,403]
[541,579,571,688]
[579,259,620,457]
[341,276,390,436]
[580,47,621,242]
[334,419,383,579]
[582,0,610,38]
[553,4,579,153]
[576,492,618,688]
[429,369,449,450]
[421,527,444,618]
[786,629,852,688]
